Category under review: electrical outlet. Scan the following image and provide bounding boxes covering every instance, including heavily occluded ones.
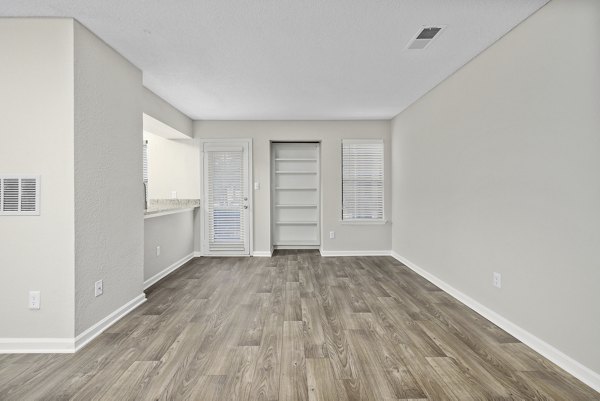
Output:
[156,246,161,256]
[29,291,41,310]
[492,272,502,288]
[95,280,103,297]
[329,231,335,239]
[171,191,177,199]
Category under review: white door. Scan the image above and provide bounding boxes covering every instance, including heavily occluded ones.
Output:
[202,140,251,256]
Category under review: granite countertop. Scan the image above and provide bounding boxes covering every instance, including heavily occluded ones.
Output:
[144,199,201,218]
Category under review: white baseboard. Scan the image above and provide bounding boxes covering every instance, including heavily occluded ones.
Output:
[320,250,392,257]
[253,251,272,257]
[193,251,202,257]
[274,245,320,250]
[0,293,146,354]
[144,253,195,289]
[74,293,146,352]
[390,251,600,392]
[0,337,75,353]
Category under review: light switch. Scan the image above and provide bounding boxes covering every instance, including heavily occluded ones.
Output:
[254,182,260,190]
[29,291,41,310]
[95,280,103,297]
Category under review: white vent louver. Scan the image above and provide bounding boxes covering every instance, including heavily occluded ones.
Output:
[408,26,445,49]
[0,176,40,216]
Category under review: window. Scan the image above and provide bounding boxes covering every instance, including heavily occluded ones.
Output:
[143,140,149,205]
[342,139,384,222]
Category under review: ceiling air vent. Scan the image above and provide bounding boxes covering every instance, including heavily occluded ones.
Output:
[0,175,40,216]
[407,26,445,50]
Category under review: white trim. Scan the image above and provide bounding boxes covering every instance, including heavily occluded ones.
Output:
[390,251,600,392]
[0,337,75,353]
[144,253,195,289]
[253,251,272,257]
[320,250,392,257]
[0,293,146,354]
[274,245,320,250]
[340,219,388,225]
[193,251,202,258]
[74,293,146,352]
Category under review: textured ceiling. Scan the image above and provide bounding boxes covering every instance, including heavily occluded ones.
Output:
[2,0,548,120]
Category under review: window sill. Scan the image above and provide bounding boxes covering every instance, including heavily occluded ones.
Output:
[340,219,388,225]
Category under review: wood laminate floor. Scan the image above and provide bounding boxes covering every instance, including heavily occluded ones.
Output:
[0,250,598,400]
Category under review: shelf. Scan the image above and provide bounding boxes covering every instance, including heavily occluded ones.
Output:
[275,187,318,190]
[272,143,320,247]
[275,221,318,225]
[275,171,317,174]
[275,204,317,208]
[274,158,317,162]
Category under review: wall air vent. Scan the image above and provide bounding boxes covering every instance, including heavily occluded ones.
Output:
[0,175,40,216]
[407,26,445,50]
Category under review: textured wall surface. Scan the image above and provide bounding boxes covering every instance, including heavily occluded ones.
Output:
[391,0,600,374]
[194,120,392,253]
[74,21,144,336]
[144,211,195,282]
[143,87,192,138]
[0,19,75,339]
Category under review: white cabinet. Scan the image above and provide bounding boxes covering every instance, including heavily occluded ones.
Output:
[271,142,320,248]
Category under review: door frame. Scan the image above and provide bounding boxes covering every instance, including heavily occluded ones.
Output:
[269,140,322,250]
[199,138,253,257]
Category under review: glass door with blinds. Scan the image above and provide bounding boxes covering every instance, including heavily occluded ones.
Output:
[202,140,251,256]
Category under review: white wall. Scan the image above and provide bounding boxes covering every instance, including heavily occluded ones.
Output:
[194,120,392,254]
[143,87,193,138]
[391,0,600,377]
[0,19,75,340]
[144,132,201,199]
[73,21,144,336]
[144,211,195,284]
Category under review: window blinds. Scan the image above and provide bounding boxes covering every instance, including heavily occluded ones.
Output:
[143,141,149,203]
[342,140,384,221]
[206,148,246,252]
[143,141,149,184]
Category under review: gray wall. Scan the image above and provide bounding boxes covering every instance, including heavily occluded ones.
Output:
[143,87,193,138]
[391,0,600,374]
[144,211,195,283]
[194,120,392,254]
[74,22,144,336]
[0,19,75,339]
